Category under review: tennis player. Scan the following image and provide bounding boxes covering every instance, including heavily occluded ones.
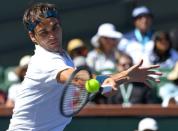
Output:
[7,2,161,131]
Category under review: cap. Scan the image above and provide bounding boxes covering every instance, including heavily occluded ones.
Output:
[138,118,158,131]
[67,39,85,53]
[167,62,178,81]
[132,6,152,19]
[91,23,122,47]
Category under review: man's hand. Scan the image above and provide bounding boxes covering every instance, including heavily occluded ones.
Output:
[126,59,162,87]
[110,59,162,88]
[102,77,118,96]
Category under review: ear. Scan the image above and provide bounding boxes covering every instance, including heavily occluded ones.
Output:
[28,31,38,44]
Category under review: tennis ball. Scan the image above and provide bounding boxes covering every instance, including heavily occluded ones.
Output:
[85,79,100,93]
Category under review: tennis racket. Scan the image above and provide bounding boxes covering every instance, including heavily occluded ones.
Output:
[60,66,112,117]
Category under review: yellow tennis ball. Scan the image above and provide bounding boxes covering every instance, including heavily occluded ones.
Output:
[85,79,100,93]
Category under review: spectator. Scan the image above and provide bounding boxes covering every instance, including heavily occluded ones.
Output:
[118,6,154,64]
[144,31,178,97]
[145,31,178,69]
[107,53,160,105]
[86,23,122,75]
[135,117,159,131]
[116,53,133,72]
[67,38,88,67]
[6,55,31,107]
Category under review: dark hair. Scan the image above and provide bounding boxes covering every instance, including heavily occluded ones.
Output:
[117,52,133,66]
[153,31,172,50]
[152,31,172,63]
[23,3,60,32]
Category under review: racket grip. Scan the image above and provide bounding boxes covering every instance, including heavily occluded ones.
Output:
[100,85,112,95]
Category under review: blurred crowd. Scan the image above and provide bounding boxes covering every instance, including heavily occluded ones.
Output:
[0,6,178,108]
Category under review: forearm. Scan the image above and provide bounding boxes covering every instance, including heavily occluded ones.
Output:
[109,70,130,85]
[56,68,75,83]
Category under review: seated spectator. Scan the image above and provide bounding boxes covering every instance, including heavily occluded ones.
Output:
[145,31,178,69]
[144,31,178,95]
[106,53,160,106]
[160,62,178,107]
[67,38,88,67]
[92,53,160,105]
[86,23,122,75]
[6,55,31,107]
[135,117,159,131]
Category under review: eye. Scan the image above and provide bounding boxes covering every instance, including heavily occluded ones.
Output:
[38,30,48,36]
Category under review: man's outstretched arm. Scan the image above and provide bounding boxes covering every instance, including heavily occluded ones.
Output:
[110,60,162,87]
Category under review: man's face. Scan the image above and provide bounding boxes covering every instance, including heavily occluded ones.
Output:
[117,56,132,72]
[31,17,62,52]
[134,15,152,33]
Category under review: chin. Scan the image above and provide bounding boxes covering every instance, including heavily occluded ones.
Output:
[47,47,59,52]
[51,45,61,52]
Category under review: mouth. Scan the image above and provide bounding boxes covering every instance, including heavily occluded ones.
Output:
[49,40,58,45]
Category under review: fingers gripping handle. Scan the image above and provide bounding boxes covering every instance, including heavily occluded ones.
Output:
[96,75,112,95]
[99,85,113,95]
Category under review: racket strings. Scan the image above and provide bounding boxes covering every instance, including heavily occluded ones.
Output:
[62,83,88,115]
[61,69,91,116]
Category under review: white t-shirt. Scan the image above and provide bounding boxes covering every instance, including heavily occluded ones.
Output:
[7,45,74,131]
[86,50,117,75]
[8,83,21,103]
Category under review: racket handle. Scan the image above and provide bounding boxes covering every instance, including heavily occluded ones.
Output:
[100,85,112,95]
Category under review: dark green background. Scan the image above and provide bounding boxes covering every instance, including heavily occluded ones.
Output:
[1,116,178,131]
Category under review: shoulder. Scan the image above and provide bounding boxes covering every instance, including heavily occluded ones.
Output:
[170,49,178,57]
[26,51,74,81]
[145,41,154,51]
[87,50,99,58]
[124,30,136,40]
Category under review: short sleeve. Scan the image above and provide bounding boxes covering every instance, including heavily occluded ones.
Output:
[25,52,74,83]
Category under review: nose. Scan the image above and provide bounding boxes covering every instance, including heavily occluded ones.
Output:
[48,31,55,39]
